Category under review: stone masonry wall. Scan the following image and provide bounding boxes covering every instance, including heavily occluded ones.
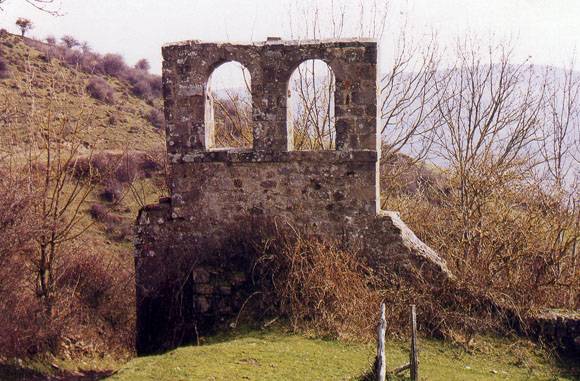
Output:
[134,38,452,355]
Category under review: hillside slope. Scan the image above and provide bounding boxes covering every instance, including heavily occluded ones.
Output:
[0,31,168,362]
[0,32,164,151]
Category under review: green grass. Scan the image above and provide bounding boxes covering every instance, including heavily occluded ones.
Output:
[106,329,578,381]
[3,329,576,380]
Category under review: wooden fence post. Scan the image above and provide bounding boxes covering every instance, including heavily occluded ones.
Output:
[410,304,419,381]
[376,302,387,381]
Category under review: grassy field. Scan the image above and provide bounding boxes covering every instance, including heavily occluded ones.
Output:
[104,329,578,381]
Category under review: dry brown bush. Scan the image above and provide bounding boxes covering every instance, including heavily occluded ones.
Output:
[383,172,579,315]
[0,165,135,357]
[86,77,115,104]
[253,229,382,341]
[248,224,512,343]
[0,53,9,79]
[0,74,139,359]
[378,38,579,334]
[211,93,253,148]
[146,107,164,130]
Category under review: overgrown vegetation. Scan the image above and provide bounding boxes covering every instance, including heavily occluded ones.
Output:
[0,31,168,361]
[214,38,579,338]
[86,76,115,104]
[23,34,162,102]
[251,230,381,341]
[379,40,579,318]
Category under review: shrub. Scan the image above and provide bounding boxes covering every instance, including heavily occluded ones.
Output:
[86,77,115,104]
[0,54,10,79]
[64,48,83,67]
[90,203,108,221]
[146,108,164,129]
[105,220,133,242]
[90,204,122,226]
[100,179,123,202]
[131,78,152,99]
[148,76,162,97]
[253,231,382,340]
[90,152,114,175]
[102,53,126,76]
[141,155,161,173]
[123,68,162,100]
[74,152,156,183]
[80,41,91,54]
[135,58,150,71]
[381,161,580,336]
[0,167,57,357]
[54,245,135,354]
[45,35,56,45]
[79,51,102,73]
[241,221,518,343]
[114,155,139,183]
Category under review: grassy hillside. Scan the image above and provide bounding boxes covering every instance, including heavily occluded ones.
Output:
[0,31,168,363]
[0,32,164,151]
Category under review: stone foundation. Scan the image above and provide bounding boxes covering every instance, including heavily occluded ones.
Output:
[526,311,580,354]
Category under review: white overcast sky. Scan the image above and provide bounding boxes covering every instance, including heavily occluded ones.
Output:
[0,0,579,74]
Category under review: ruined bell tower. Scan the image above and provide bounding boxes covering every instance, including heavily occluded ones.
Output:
[134,38,450,355]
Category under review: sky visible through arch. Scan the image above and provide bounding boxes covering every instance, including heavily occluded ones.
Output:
[1,0,579,78]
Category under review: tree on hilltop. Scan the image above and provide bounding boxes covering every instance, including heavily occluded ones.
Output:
[135,58,150,72]
[61,34,80,49]
[15,17,33,37]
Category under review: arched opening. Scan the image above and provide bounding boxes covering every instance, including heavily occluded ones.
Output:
[287,59,335,151]
[205,61,252,149]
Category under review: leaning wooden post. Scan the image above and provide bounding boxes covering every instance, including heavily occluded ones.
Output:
[410,304,419,381]
[375,302,387,381]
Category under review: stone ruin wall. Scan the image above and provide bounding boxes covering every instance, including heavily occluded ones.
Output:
[134,38,453,355]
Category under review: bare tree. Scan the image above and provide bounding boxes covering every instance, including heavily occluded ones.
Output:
[135,58,151,72]
[15,17,33,37]
[540,59,580,191]
[1,0,59,15]
[288,59,335,150]
[61,34,80,49]
[27,106,99,315]
[431,38,547,259]
[380,32,445,161]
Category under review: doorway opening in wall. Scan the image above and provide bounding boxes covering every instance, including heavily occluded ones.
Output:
[205,61,252,149]
[287,59,336,151]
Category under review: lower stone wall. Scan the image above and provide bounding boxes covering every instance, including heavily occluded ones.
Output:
[134,199,580,357]
[526,311,580,354]
[134,197,454,354]
[135,198,257,354]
